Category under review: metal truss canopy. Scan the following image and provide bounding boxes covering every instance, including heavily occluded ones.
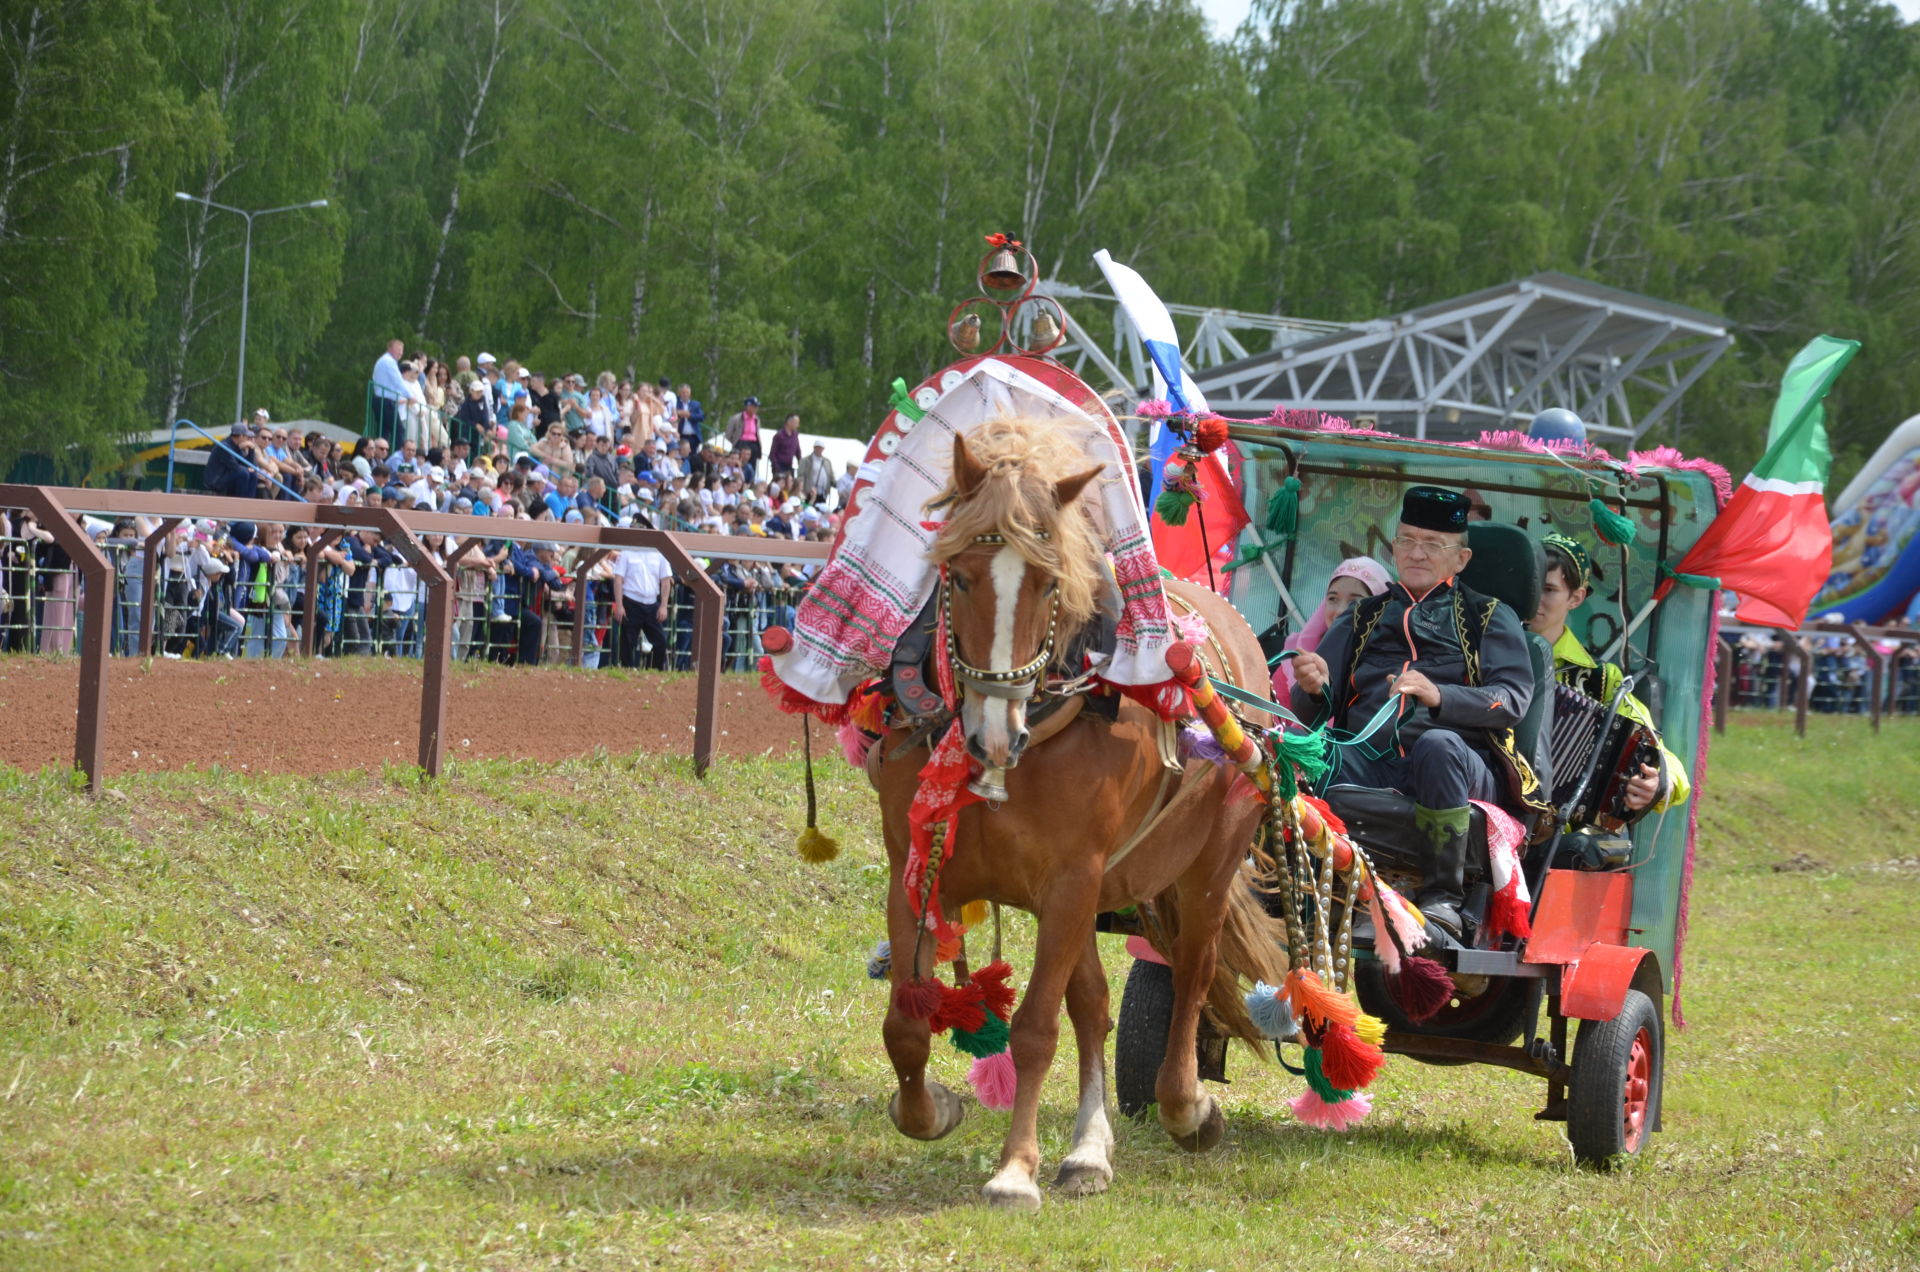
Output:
[1189,272,1731,443]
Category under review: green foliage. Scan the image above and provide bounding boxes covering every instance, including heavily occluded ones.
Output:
[8,0,1920,487]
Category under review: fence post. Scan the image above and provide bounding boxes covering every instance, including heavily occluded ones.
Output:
[300,529,347,657]
[138,517,181,657]
[1794,637,1813,738]
[650,538,727,778]
[8,488,115,794]
[1849,624,1885,734]
[1713,638,1731,736]
[569,549,612,666]
[349,509,453,776]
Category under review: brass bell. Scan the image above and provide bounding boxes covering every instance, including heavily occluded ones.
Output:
[982,248,1026,291]
[1030,309,1060,347]
[968,765,1010,804]
[953,312,982,353]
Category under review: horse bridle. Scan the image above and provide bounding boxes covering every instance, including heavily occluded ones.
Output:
[939,531,1060,702]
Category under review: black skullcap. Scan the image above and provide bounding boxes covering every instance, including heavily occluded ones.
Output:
[1401,486,1471,533]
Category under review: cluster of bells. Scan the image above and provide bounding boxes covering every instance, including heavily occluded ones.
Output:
[947,241,1063,357]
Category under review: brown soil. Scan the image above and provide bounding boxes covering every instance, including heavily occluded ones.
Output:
[0,656,805,777]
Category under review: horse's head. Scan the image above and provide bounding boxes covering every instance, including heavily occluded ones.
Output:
[933,422,1103,771]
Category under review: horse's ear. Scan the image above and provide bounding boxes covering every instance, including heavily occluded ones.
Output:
[952,432,987,498]
[1054,464,1103,508]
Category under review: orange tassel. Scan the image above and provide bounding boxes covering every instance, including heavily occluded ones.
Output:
[934,931,963,964]
[1285,968,1360,1031]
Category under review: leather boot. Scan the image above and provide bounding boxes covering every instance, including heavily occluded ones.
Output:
[1412,804,1471,938]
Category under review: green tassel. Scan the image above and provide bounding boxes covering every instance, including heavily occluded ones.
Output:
[1659,561,1722,590]
[1155,489,1196,526]
[1276,726,1331,787]
[1589,497,1638,548]
[1302,1044,1356,1103]
[1224,536,1283,573]
[1265,475,1303,539]
[888,377,927,422]
[949,1013,1011,1058]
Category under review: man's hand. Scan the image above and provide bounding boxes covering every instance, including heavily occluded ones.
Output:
[1292,650,1330,695]
[1623,762,1660,811]
[656,601,668,622]
[1391,668,1442,708]
[611,600,626,622]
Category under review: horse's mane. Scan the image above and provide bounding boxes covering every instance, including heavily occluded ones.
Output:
[927,415,1105,632]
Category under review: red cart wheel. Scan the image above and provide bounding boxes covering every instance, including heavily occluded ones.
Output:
[1567,987,1663,1168]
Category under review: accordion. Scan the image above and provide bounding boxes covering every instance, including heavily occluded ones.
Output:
[1547,682,1662,829]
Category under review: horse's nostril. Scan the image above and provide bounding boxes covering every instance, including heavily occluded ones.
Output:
[1009,729,1031,760]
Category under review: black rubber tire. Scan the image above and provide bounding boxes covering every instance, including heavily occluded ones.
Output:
[1352,958,1535,1057]
[1567,987,1663,1168]
[1114,959,1176,1118]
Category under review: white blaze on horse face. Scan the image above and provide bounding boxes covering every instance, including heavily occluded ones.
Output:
[962,545,1032,768]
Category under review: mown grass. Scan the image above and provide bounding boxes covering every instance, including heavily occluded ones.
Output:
[1,715,1917,1270]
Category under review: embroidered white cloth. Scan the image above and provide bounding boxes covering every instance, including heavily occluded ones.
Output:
[770,358,1175,708]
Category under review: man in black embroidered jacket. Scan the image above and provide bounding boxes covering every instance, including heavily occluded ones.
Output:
[1290,486,1537,936]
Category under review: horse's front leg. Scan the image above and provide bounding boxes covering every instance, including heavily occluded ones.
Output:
[982,880,1097,1211]
[882,866,966,1142]
[1053,932,1116,1198]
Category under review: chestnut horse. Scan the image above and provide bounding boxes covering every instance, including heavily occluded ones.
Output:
[871,417,1289,1210]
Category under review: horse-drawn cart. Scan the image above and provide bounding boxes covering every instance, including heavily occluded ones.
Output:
[1112,423,1725,1166]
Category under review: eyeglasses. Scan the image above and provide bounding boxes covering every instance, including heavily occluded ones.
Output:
[1391,535,1461,558]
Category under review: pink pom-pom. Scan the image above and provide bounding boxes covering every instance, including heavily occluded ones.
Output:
[837,719,875,769]
[1288,1088,1372,1131]
[495,425,508,441]
[967,1050,1018,1111]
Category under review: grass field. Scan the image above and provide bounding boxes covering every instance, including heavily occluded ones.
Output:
[2,714,1918,1270]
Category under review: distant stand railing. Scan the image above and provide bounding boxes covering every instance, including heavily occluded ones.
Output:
[165,419,305,501]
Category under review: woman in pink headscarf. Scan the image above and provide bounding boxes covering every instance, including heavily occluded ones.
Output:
[1272,556,1392,699]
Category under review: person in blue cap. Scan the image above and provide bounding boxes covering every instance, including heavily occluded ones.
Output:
[1291,485,1549,936]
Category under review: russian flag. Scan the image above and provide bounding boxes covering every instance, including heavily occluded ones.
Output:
[1093,249,1247,584]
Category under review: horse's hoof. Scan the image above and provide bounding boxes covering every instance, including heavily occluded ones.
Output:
[981,1171,1044,1211]
[888,1083,966,1142]
[1167,1095,1226,1153]
[1052,1160,1112,1198]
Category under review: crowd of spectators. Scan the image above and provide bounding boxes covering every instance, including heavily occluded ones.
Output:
[0,342,855,670]
[1724,629,1920,715]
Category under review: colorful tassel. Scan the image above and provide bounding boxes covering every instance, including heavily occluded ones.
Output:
[1246,981,1297,1040]
[893,977,943,1021]
[866,940,891,980]
[1288,1086,1373,1131]
[934,931,963,963]
[967,1051,1019,1111]
[929,983,987,1035]
[1589,496,1638,548]
[1488,885,1533,941]
[1193,415,1230,454]
[960,899,989,928]
[836,719,877,769]
[796,825,841,864]
[949,1012,1011,1058]
[1285,968,1359,1031]
[1264,474,1302,539]
[1318,1021,1385,1091]
[1390,955,1455,1024]
[1352,1011,1387,1048]
[971,961,1017,1020]
[1154,488,1196,526]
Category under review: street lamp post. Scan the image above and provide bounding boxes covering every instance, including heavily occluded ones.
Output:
[174,193,329,425]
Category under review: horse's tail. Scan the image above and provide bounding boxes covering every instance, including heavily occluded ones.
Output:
[1206,863,1294,1052]
[1145,861,1293,1056]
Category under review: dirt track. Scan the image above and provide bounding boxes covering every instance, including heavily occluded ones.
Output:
[0,656,803,777]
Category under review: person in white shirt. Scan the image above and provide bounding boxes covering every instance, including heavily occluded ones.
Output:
[611,544,675,669]
[371,339,408,444]
[380,557,421,656]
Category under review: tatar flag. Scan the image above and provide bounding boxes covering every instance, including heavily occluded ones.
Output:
[1092,249,1248,584]
[1657,334,1860,628]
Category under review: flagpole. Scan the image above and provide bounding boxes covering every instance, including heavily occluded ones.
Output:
[1600,596,1664,664]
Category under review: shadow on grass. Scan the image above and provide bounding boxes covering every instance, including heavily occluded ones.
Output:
[435,1087,1550,1227]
